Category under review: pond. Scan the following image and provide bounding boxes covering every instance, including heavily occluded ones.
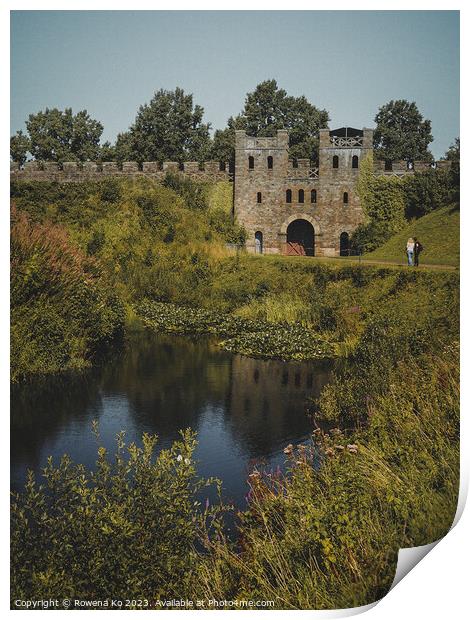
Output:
[11,331,334,508]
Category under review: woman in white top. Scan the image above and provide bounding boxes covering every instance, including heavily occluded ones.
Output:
[406,238,414,266]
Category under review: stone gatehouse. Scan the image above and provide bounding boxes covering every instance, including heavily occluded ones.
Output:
[11,125,449,258]
[234,127,373,257]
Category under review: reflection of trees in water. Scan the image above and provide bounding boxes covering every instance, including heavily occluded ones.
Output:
[227,355,333,457]
[11,372,102,472]
[11,330,334,489]
[98,332,233,439]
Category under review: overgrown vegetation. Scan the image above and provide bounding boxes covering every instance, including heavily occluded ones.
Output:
[353,153,406,253]
[196,347,458,608]
[11,429,226,603]
[352,152,459,254]
[11,295,459,608]
[10,176,459,609]
[10,206,124,381]
[10,176,243,379]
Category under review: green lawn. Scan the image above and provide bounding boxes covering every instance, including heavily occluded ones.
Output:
[366,205,460,266]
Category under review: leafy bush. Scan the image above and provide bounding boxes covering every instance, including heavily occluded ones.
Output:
[98,178,122,203]
[10,207,124,381]
[208,207,246,244]
[356,154,406,250]
[350,220,396,254]
[403,169,452,218]
[163,171,209,210]
[11,429,225,603]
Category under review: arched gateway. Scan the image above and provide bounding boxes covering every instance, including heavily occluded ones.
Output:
[233,128,374,256]
[285,219,315,256]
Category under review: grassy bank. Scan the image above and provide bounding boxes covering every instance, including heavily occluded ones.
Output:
[196,346,459,608]
[11,178,459,378]
[366,204,459,266]
[10,177,239,379]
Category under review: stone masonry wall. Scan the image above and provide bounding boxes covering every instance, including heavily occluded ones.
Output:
[233,128,450,257]
[10,134,451,259]
[10,160,232,183]
[234,128,372,256]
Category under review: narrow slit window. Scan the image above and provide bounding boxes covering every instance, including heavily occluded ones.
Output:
[333,155,339,169]
[267,156,273,169]
[298,189,304,204]
[248,156,254,170]
[352,155,359,169]
[257,192,262,203]
[343,192,349,204]
[311,189,317,204]
[286,189,292,204]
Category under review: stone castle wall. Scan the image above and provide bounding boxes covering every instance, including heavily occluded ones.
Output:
[233,128,450,257]
[10,132,451,258]
[233,128,372,256]
[10,160,232,183]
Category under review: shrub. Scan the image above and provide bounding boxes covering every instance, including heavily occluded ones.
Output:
[356,154,406,250]
[403,169,451,218]
[11,429,225,603]
[98,178,122,203]
[10,207,124,381]
[163,171,209,210]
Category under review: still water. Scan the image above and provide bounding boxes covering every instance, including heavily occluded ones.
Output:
[11,331,333,507]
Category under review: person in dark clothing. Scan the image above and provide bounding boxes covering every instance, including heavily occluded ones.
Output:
[413,238,424,266]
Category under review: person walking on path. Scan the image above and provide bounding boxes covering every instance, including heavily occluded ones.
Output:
[406,238,414,266]
[413,237,424,267]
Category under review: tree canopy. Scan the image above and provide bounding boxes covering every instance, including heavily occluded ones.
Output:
[211,80,329,164]
[10,131,30,166]
[373,99,433,162]
[114,88,212,163]
[10,108,104,164]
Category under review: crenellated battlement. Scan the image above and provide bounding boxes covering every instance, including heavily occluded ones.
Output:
[373,159,451,176]
[10,154,449,184]
[10,160,233,183]
[233,127,452,258]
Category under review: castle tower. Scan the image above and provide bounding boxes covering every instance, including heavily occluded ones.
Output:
[316,127,373,255]
[234,130,289,253]
[233,126,373,257]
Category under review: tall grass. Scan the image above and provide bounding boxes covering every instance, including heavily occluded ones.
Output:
[195,347,459,609]
[10,206,124,381]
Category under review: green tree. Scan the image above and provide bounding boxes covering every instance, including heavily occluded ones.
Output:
[119,88,211,164]
[211,80,329,164]
[445,137,460,202]
[10,130,30,165]
[403,169,451,218]
[97,140,117,162]
[373,99,433,162]
[22,108,103,163]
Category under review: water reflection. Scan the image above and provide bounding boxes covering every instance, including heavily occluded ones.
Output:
[11,331,333,506]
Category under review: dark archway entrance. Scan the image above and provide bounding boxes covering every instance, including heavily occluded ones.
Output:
[340,232,350,256]
[286,219,315,256]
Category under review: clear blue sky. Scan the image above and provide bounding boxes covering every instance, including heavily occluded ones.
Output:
[10,10,459,158]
